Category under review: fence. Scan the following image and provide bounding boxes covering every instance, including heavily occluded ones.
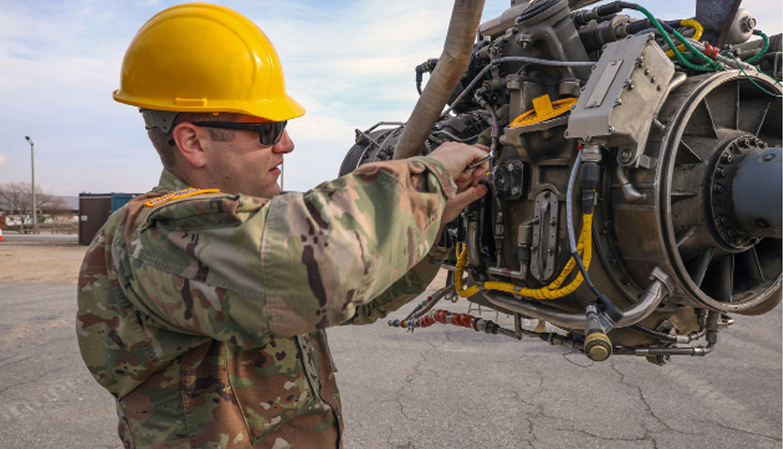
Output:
[3,221,78,234]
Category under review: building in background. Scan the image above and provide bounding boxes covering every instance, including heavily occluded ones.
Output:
[78,193,141,245]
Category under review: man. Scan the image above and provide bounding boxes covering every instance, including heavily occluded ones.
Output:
[76,3,489,448]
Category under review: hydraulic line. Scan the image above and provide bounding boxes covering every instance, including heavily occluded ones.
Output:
[664,20,704,58]
[635,6,722,71]
[388,308,521,339]
[744,31,770,64]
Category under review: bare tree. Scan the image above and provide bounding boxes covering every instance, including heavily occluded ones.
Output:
[0,182,70,229]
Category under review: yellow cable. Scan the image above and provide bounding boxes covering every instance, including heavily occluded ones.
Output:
[455,213,594,300]
[666,20,703,58]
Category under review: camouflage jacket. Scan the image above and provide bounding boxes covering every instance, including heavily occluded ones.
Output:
[77,157,455,448]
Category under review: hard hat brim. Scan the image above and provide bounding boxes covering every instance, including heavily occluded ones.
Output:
[113,90,306,122]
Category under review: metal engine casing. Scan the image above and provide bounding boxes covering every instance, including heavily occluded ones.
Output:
[341,0,782,354]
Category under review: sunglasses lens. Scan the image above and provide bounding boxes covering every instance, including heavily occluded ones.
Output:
[260,121,287,145]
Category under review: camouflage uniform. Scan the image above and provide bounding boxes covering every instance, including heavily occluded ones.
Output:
[77,157,456,448]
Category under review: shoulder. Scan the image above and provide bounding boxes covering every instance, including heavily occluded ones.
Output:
[132,189,271,232]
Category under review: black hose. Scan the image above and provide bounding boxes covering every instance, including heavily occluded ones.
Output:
[516,0,561,24]
[566,150,623,324]
[631,323,678,342]
[415,59,439,95]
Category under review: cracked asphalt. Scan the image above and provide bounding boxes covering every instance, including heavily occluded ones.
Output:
[0,283,780,449]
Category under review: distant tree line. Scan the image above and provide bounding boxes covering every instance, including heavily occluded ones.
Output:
[0,182,72,229]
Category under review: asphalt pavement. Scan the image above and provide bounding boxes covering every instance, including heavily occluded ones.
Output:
[0,282,780,449]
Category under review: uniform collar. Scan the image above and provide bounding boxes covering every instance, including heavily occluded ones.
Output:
[155,169,191,193]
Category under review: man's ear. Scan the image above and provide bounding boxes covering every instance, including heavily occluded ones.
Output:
[172,122,210,168]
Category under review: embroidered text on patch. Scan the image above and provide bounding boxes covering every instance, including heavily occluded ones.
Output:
[144,188,220,207]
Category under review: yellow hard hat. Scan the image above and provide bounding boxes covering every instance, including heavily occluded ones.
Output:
[113,2,305,122]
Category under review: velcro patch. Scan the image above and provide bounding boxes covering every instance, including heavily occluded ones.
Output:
[144,188,220,207]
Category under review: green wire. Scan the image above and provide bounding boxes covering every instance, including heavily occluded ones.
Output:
[745,32,770,64]
[634,5,722,71]
[723,52,783,98]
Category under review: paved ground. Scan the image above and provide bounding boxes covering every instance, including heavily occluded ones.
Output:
[0,270,780,448]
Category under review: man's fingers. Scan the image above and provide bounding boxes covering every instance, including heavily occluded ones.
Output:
[441,183,488,223]
[453,183,488,206]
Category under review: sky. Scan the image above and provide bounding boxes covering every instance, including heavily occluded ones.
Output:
[0,0,780,196]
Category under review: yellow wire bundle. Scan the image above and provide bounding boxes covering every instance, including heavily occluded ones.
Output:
[454,213,594,300]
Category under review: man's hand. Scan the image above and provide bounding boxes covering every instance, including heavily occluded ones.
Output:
[442,182,488,224]
[427,142,490,192]
[426,142,491,225]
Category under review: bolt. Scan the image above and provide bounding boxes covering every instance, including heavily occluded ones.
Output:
[619,148,633,163]
[550,218,557,226]
[507,163,515,171]
[713,184,724,193]
[650,77,656,83]
[742,138,751,147]
[548,248,555,255]
[762,154,775,162]
[644,69,650,75]
[511,186,520,195]
[628,83,634,90]
[657,85,662,91]
[715,168,726,178]
[721,154,733,164]
[718,216,728,225]
[532,247,538,253]
[608,126,615,133]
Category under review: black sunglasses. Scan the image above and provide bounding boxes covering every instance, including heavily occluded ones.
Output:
[194,120,288,146]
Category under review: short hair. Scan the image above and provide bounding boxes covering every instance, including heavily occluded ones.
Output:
[147,112,240,169]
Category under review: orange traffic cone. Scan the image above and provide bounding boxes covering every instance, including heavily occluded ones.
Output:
[0,228,3,242]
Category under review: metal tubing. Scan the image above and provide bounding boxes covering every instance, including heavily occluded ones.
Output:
[478,2,532,39]
[467,219,482,267]
[481,265,672,330]
[617,165,647,203]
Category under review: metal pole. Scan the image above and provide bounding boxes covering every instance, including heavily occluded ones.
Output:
[25,136,37,234]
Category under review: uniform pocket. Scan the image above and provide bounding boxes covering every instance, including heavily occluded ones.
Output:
[227,336,316,444]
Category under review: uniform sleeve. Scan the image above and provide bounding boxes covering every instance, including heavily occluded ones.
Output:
[346,244,451,325]
[121,156,456,346]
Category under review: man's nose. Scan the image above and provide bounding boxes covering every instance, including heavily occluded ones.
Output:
[272,130,294,154]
